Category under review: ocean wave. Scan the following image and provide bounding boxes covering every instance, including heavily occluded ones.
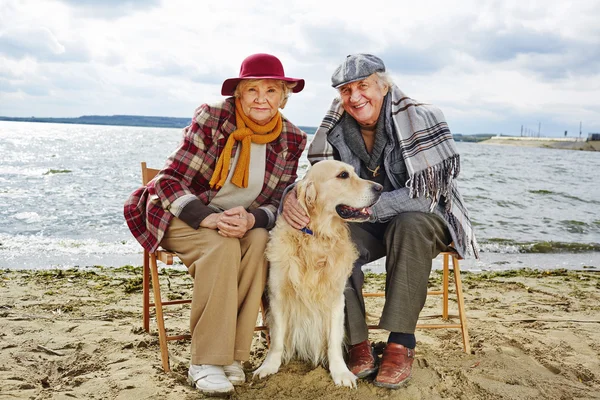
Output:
[529,189,554,195]
[0,166,50,176]
[559,220,588,234]
[0,234,141,258]
[480,238,600,254]
[528,189,600,205]
[13,212,44,223]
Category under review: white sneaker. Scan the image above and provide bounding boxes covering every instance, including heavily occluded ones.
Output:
[223,360,246,385]
[188,364,234,395]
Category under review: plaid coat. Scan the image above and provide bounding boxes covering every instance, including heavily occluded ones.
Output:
[124,97,307,253]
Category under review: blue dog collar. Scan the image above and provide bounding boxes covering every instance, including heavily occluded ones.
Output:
[299,227,313,235]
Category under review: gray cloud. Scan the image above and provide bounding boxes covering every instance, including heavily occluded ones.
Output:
[0,27,91,62]
[139,60,224,85]
[0,77,51,96]
[470,26,567,62]
[295,11,600,82]
[524,43,600,80]
[478,1,597,77]
[295,23,377,63]
[0,62,104,101]
[0,78,19,94]
[379,24,600,81]
[377,48,448,75]
[55,0,161,18]
[296,24,454,76]
[0,27,64,58]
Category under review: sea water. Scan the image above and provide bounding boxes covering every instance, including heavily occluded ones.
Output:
[1,121,598,271]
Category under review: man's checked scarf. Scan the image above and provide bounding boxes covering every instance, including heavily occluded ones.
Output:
[308,85,479,257]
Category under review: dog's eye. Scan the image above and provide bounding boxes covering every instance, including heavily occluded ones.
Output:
[337,171,350,179]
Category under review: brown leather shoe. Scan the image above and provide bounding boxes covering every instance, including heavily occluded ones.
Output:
[373,343,414,389]
[346,340,378,378]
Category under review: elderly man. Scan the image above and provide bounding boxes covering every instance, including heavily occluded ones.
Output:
[282,54,478,389]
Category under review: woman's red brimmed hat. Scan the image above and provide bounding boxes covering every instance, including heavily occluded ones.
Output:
[221,53,305,96]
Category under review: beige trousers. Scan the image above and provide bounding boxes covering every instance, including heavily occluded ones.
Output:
[160,217,268,365]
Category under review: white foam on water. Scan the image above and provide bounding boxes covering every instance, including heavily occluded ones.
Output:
[0,166,50,176]
[363,252,599,274]
[478,242,522,254]
[0,233,144,269]
[13,212,43,223]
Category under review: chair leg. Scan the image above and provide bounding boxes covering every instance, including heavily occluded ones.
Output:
[150,253,171,372]
[260,292,270,347]
[143,250,150,333]
[452,256,471,354]
[442,254,449,320]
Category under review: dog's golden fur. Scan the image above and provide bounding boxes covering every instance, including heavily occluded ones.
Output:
[254,160,382,388]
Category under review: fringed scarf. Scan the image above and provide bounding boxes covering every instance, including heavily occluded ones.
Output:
[209,98,282,189]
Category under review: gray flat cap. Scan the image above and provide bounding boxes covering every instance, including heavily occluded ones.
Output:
[331,54,386,88]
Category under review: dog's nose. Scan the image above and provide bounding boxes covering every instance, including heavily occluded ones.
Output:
[372,183,383,193]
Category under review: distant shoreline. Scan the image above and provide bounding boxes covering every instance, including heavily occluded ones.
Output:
[0,115,318,134]
[481,136,600,152]
[0,115,191,129]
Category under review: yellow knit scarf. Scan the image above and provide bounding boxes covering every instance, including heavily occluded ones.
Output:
[209,98,283,189]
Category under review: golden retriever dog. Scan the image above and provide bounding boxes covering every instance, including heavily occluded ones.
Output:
[253,160,382,388]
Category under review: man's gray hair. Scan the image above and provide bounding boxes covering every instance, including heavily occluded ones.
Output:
[374,71,394,91]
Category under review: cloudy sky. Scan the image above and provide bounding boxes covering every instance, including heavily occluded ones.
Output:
[1,0,599,136]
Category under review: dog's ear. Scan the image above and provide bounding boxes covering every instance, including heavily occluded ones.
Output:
[296,178,317,213]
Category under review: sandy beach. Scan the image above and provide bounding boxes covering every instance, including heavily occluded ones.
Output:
[1,266,599,399]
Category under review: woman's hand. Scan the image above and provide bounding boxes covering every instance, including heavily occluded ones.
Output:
[281,188,310,229]
[198,213,220,230]
[217,206,255,238]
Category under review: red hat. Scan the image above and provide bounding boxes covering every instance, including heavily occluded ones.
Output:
[221,53,305,96]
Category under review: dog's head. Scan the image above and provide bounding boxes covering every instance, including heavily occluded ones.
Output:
[295,160,382,222]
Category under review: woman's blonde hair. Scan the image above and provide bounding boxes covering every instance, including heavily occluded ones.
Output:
[234,79,297,109]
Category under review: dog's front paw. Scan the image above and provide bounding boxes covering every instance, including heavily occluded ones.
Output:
[330,368,357,388]
[253,360,281,380]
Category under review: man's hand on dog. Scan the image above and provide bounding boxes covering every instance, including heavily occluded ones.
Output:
[199,206,255,238]
[282,188,310,229]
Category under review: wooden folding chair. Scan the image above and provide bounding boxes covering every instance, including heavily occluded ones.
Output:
[140,162,269,372]
[363,250,470,353]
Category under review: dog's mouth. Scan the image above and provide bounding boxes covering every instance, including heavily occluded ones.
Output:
[335,204,373,221]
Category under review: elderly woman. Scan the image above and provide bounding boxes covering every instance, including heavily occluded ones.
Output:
[283,54,478,389]
[124,53,306,395]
